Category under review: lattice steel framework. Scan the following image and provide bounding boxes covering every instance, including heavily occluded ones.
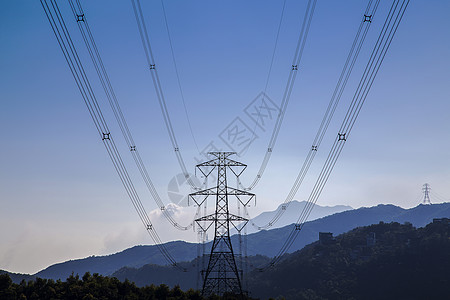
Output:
[189,152,255,297]
[422,183,431,205]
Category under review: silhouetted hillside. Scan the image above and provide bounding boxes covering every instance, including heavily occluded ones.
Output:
[247,219,450,299]
[243,200,352,234]
[35,241,197,280]
[0,272,208,300]
[244,202,450,257]
[393,203,450,227]
[34,203,450,282]
[5,219,448,299]
[0,270,34,285]
[112,255,270,291]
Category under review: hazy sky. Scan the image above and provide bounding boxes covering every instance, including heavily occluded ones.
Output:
[1,0,449,274]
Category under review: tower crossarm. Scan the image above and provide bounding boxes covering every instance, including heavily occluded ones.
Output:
[229,213,249,232]
[188,187,216,206]
[226,187,255,206]
[195,213,247,223]
[189,187,255,207]
[190,152,248,296]
[196,213,216,222]
[195,152,248,177]
[197,158,246,167]
[228,213,248,222]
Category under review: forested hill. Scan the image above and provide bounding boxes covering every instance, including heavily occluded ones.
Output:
[0,271,34,286]
[0,273,207,300]
[247,219,450,299]
[31,202,450,282]
[1,219,448,299]
[35,241,197,281]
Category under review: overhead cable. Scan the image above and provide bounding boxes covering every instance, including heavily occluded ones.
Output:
[242,0,287,157]
[67,0,199,231]
[160,0,201,154]
[260,0,410,270]
[41,0,184,270]
[130,0,201,190]
[247,0,380,231]
[239,0,317,191]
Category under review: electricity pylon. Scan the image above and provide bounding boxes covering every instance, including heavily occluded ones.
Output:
[422,183,431,205]
[189,152,255,297]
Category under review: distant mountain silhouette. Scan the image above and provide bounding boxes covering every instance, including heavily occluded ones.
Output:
[112,255,270,291]
[113,214,450,296]
[246,219,450,299]
[34,201,350,280]
[35,241,197,280]
[0,270,35,284]
[244,200,352,234]
[33,203,450,282]
[244,202,450,257]
[3,220,448,299]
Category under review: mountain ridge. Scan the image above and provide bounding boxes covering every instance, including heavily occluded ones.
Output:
[0,270,35,284]
[34,240,197,280]
[113,214,450,294]
[246,219,450,299]
[244,200,352,234]
[3,219,448,299]
[18,202,450,283]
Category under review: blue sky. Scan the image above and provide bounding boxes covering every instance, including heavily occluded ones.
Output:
[1,0,449,274]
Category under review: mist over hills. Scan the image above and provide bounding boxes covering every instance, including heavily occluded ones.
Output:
[32,201,348,280]
[110,203,450,291]
[21,202,450,284]
[3,219,447,299]
[112,255,271,291]
[34,241,197,281]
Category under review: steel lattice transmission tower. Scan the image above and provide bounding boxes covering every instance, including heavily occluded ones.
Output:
[422,183,431,205]
[189,152,255,297]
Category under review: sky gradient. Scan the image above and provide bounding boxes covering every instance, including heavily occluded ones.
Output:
[1,0,450,274]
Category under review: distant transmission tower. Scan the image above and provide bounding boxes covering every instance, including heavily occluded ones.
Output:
[189,152,255,297]
[422,183,431,205]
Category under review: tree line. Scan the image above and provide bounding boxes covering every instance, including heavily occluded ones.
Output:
[0,272,255,300]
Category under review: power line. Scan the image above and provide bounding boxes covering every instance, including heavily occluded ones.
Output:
[246,0,380,231]
[239,0,317,191]
[259,0,410,270]
[160,0,201,154]
[189,152,255,296]
[422,183,431,205]
[130,0,201,191]
[432,190,450,203]
[42,0,410,275]
[67,0,200,231]
[419,184,450,204]
[132,0,317,193]
[41,0,184,270]
[242,0,287,156]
